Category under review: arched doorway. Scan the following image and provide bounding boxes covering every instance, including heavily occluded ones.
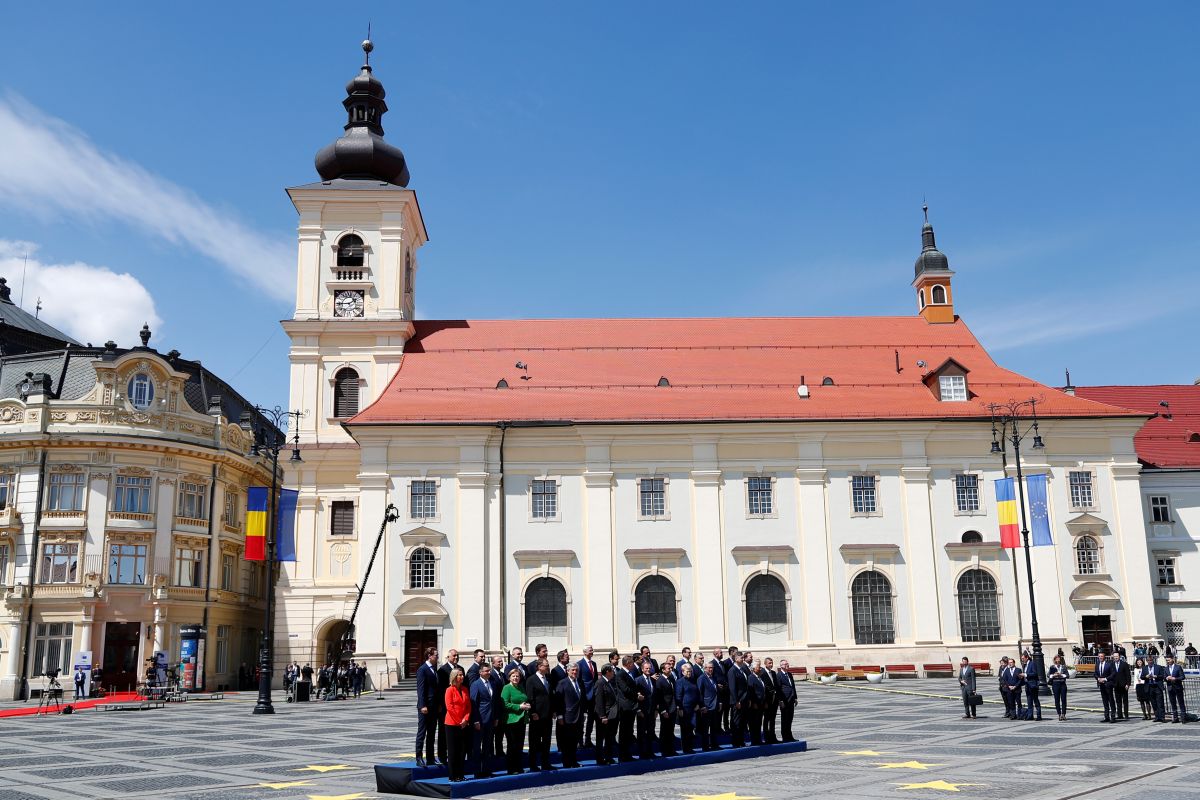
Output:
[315,619,351,667]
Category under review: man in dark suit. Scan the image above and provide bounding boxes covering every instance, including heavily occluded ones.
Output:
[577,645,599,748]
[746,662,766,745]
[489,655,507,757]
[639,646,660,675]
[635,660,657,759]
[656,662,678,756]
[697,661,721,750]
[466,649,486,685]
[1142,656,1167,722]
[720,646,738,733]
[1164,655,1188,723]
[551,649,571,691]
[1001,657,1024,720]
[777,658,798,740]
[555,663,584,767]
[1096,651,1118,722]
[530,644,549,676]
[593,664,620,765]
[1019,653,1042,721]
[526,659,556,771]
[436,649,460,762]
[470,664,498,778]
[676,647,692,677]
[414,647,439,767]
[957,657,977,719]
[504,647,528,688]
[1113,651,1131,720]
[761,657,780,743]
[614,655,642,762]
[727,652,749,747]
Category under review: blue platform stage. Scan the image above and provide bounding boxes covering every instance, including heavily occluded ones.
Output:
[376,738,808,797]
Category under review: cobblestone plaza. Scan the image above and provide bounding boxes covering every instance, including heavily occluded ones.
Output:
[1,680,1197,800]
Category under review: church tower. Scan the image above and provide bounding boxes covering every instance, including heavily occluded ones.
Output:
[283,38,428,444]
[912,205,955,324]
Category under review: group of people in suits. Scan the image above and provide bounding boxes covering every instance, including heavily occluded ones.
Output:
[415,643,800,781]
[958,646,1189,724]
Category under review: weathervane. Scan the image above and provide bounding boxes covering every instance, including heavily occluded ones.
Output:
[363,22,373,65]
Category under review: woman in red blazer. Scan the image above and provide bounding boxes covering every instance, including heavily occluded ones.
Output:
[444,668,472,782]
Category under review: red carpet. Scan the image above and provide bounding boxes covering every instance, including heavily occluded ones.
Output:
[0,692,140,718]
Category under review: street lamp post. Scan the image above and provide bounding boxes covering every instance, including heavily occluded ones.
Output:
[245,405,304,716]
[989,398,1052,696]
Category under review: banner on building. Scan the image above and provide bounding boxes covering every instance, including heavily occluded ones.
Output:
[245,486,268,561]
[1026,473,1053,546]
[994,477,1020,548]
[276,489,299,562]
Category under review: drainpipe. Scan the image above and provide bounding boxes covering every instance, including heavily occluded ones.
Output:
[497,423,508,649]
[17,448,49,700]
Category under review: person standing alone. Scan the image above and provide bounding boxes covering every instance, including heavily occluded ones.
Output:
[958,657,977,719]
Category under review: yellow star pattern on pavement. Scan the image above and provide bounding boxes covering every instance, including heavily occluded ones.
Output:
[293,765,355,773]
[839,749,891,756]
[682,794,764,800]
[307,794,375,800]
[875,761,944,770]
[258,781,315,789]
[895,780,986,792]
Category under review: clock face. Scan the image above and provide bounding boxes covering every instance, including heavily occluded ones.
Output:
[334,290,365,318]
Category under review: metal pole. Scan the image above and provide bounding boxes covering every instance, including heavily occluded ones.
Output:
[998,428,1024,644]
[1011,424,1049,696]
[252,445,280,715]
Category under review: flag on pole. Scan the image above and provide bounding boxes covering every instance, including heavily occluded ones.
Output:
[245,486,268,561]
[276,489,299,562]
[995,478,1020,548]
[1026,474,1053,546]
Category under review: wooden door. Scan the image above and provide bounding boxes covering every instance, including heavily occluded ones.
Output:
[403,630,438,678]
[1081,615,1113,651]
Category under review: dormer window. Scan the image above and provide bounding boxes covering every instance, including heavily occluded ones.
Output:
[128,374,154,410]
[336,234,365,267]
[939,374,967,402]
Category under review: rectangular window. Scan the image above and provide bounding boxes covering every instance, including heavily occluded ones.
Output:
[47,472,85,512]
[177,481,208,520]
[1150,495,1171,523]
[851,474,878,514]
[216,624,231,674]
[106,543,147,585]
[1164,621,1185,648]
[0,473,10,510]
[40,543,79,584]
[248,562,262,597]
[112,474,152,514]
[221,554,235,591]
[410,480,438,520]
[939,374,968,401]
[747,476,774,516]
[0,542,10,585]
[174,547,204,587]
[330,500,355,536]
[639,478,667,518]
[955,474,980,513]
[1069,471,1095,510]
[1157,556,1178,586]
[223,489,240,528]
[531,480,558,519]
[32,622,73,677]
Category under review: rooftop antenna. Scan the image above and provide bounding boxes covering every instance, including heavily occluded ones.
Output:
[34,297,42,318]
[20,252,28,308]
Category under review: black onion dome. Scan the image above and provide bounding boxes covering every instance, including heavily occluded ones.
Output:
[315,40,410,187]
[913,205,950,278]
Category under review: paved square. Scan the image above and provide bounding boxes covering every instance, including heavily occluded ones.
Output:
[0,680,1195,799]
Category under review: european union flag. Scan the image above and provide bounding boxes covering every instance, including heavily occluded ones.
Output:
[275,489,299,562]
[1026,473,1053,546]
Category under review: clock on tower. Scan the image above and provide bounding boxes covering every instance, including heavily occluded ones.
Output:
[334,290,365,318]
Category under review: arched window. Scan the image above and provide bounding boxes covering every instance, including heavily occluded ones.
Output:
[957,568,1000,641]
[961,530,983,544]
[127,374,154,410]
[746,574,787,636]
[333,368,359,418]
[635,575,677,638]
[525,577,567,640]
[336,234,365,267]
[932,285,947,304]
[404,250,414,294]
[851,570,895,645]
[1075,535,1101,575]
[918,289,926,308]
[408,547,435,589]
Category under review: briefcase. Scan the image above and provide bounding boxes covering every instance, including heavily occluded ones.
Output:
[968,692,983,706]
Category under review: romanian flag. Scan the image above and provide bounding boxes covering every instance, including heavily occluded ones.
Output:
[995,478,1020,549]
[245,486,268,561]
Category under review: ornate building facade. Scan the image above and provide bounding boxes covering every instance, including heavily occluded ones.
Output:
[277,43,1162,680]
[0,327,279,699]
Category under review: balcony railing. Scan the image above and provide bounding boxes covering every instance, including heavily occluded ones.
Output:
[109,511,154,522]
[174,515,208,529]
[42,509,85,519]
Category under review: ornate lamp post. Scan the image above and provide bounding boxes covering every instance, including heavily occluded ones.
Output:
[989,398,1052,696]
[244,405,304,715]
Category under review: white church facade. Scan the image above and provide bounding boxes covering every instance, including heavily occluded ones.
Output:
[276,43,1162,680]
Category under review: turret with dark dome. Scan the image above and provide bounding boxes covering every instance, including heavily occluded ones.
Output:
[913,204,951,278]
[314,39,411,186]
[911,205,956,324]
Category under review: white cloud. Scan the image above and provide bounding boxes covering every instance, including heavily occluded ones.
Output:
[0,93,292,302]
[0,240,162,348]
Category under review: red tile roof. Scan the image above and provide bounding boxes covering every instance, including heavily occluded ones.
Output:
[1071,385,1200,468]
[349,317,1143,425]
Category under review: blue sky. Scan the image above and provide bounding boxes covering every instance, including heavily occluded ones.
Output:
[1,3,1197,409]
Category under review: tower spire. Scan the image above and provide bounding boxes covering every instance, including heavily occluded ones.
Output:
[911,204,956,324]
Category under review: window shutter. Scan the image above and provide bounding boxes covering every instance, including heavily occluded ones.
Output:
[333,370,359,418]
[330,501,355,536]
